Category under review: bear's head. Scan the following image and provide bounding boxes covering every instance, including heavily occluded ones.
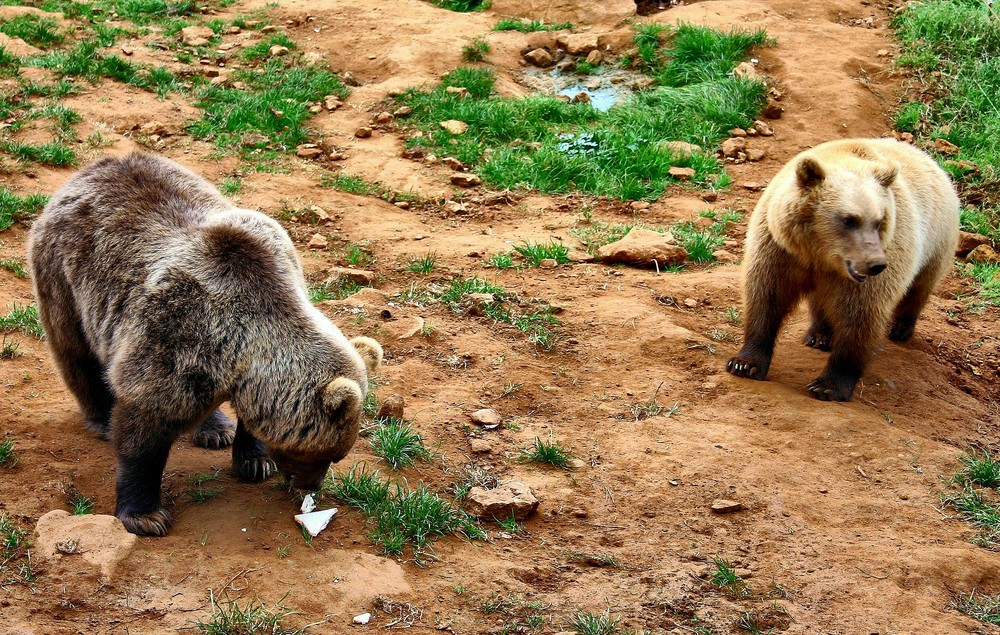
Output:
[773,156,898,283]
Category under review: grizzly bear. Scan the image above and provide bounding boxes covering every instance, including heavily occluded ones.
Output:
[726,138,959,401]
[28,152,382,536]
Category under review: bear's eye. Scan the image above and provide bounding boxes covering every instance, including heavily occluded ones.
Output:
[842,216,859,230]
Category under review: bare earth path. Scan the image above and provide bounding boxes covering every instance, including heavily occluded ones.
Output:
[1,1,998,633]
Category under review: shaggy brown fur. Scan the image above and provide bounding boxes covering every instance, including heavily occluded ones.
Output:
[726,138,959,401]
[28,152,382,536]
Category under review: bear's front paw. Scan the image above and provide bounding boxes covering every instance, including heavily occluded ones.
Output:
[888,318,916,343]
[192,410,236,449]
[233,456,276,483]
[726,355,768,379]
[802,331,832,351]
[806,376,855,402]
[118,507,172,536]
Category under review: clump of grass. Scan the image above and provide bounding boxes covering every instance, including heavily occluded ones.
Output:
[188,487,222,503]
[567,609,620,635]
[240,33,295,62]
[322,173,385,197]
[219,178,242,196]
[519,435,575,469]
[396,23,770,201]
[462,37,490,62]
[342,243,373,268]
[190,59,348,151]
[954,449,1000,489]
[28,38,178,96]
[493,18,573,32]
[451,462,500,499]
[0,14,64,48]
[1,141,75,166]
[437,276,559,347]
[66,489,94,515]
[0,336,19,359]
[406,253,436,274]
[439,276,506,307]
[943,487,1000,548]
[325,464,485,561]
[0,259,28,278]
[672,221,724,262]
[0,512,34,584]
[954,590,1000,626]
[0,437,16,468]
[710,558,749,597]
[497,513,525,534]
[958,262,1000,306]
[628,399,681,422]
[370,419,432,469]
[192,590,310,635]
[894,101,927,134]
[308,279,363,302]
[488,252,516,269]
[426,0,488,12]
[0,303,44,339]
[514,240,570,266]
[569,220,635,256]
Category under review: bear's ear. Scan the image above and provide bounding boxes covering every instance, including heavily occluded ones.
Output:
[322,377,363,420]
[872,163,898,188]
[350,336,383,374]
[795,157,825,189]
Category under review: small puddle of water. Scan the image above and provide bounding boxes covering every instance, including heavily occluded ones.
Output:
[522,65,649,112]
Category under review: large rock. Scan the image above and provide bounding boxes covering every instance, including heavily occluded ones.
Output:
[466,482,538,521]
[35,510,137,580]
[720,137,747,158]
[556,33,599,55]
[524,48,555,68]
[957,231,990,257]
[597,227,687,267]
[180,25,214,46]
[596,28,635,53]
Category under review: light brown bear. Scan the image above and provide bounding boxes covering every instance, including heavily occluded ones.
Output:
[28,152,382,536]
[726,138,959,401]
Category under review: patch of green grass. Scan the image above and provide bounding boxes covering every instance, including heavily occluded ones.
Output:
[519,435,575,469]
[219,177,242,196]
[308,279,363,303]
[0,336,19,359]
[321,173,384,197]
[370,419,432,469]
[0,303,43,339]
[0,14,64,47]
[954,449,1000,489]
[189,59,348,151]
[462,37,490,62]
[944,487,1000,548]
[958,262,1000,306]
[894,101,927,134]
[0,512,34,584]
[567,609,620,635]
[493,18,572,32]
[188,487,222,503]
[325,464,485,561]
[488,252,516,269]
[439,276,506,306]
[192,591,310,635]
[960,206,1000,242]
[628,399,681,422]
[28,38,178,96]
[0,189,45,231]
[67,490,94,515]
[436,276,559,347]
[575,60,599,75]
[396,24,767,200]
[342,243,373,268]
[497,513,525,534]
[240,33,295,62]
[514,240,570,266]
[710,558,749,597]
[407,252,436,274]
[671,221,723,262]
[0,259,28,278]
[954,590,1000,626]
[426,0,489,12]
[1,141,75,166]
[0,437,16,467]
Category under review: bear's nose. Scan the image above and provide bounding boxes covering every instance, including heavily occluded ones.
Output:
[868,263,887,276]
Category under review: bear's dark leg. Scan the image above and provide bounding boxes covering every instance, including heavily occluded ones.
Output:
[802,301,834,351]
[727,244,806,380]
[232,419,276,482]
[44,312,115,438]
[889,261,947,343]
[112,402,179,536]
[191,409,236,449]
[807,300,882,402]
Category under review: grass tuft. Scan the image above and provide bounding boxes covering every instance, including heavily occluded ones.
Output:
[369,419,432,469]
[426,0,488,12]
[0,259,28,278]
[513,240,570,266]
[0,14,64,48]
[710,557,749,597]
[0,437,16,467]
[0,512,34,584]
[567,609,620,635]
[462,37,490,62]
[493,18,572,32]
[406,252,436,274]
[192,590,310,635]
[0,303,44,339]
[954,449,1000,489]
[519,436,575,469]
[954,590,1000,626]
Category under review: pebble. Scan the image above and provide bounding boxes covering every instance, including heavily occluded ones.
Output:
[470,409,500,426]
[710,499,743,513]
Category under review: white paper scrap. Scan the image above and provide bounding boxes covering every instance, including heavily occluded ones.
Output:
[294,508,337,537]
[353,613,371,625]
[300,493,317,514]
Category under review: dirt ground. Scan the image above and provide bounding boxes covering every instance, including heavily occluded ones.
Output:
[2,0,1000,633]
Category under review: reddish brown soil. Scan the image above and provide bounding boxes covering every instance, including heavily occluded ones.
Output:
[2,1,999,633]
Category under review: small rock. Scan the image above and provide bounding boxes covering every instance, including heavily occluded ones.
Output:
[470,409,500,426]
[741,181,764,191]
[466,482,538,521]
[585,49,604,66]
[539,258,558,268]
[762,101,784,119]
[374,111,392,124]
[354,126,373,139]
[440,120,469,135]
[745,148,767,162]
[567,459,586,469]
[308,205,330,222]
[269,44,289,57]
[451,173,481,188]
[721,137,747,158]
[393,105,412,117]
[710,499,743,514]
[442,157,465,171]
[180,25,214,46]
[683,298,698,308]
[556,33,599,55]
[120,46,134,56]
[658,140,702,158]
[571,92,591,104]
[445,86,470,98]
[967,244,1000,264]
[732,61,760,80]
[567,249,595,263]
[957,231,990,257]
[752,120,774,136]
[669,166,696,181]
[377,394,405,421]
[631,201,651,211]
[295,143,324,159]
[325,96,343,111]
[308,234,329,249]
[470,439,492,454]
[701,191,718,203]
[353,613,371,625]
[728,128,747,138]
[712,249,739,264]
[598,227,686,268]
[342,71,361,87]
[524,48,555,67]
[933,138,960,156]
[34,510,138,580]
[326,267,375,286]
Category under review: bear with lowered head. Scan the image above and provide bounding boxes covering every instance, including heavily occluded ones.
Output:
[727,138,959,401]
[28,152,382,536]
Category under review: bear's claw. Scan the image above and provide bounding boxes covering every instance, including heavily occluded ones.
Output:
[802,332,832,351]
[118,507,172,536]
[726,356,765,379]
[806,377,854,402]
[192,410,236,449]
[234,456,276,483]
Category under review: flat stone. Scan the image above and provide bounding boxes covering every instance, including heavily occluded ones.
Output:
[597,227,687,268]
[712,249,739,264]
[466,481,538,521]
[556,33,599,55]
[440,120,469,135]
[180,25,214,46]
[669,166,696,181]
[470,409,500,426]
[524,48,555,68]
[323,287,389,308]
[295,144,324,159]
[957,231,990,257]
[393,105,412,117]
[354,126,373,139]
[658,140,702,158]
[745,148,767,162]
[35,510,138,581]
[470,439,492,454]
[307,234,328,249]
[451,173,481,188]
[269,44,289,57]
[710,499,743,514]
[376,394,405,421]
[326,267,375,286]
[967,244,1000,264]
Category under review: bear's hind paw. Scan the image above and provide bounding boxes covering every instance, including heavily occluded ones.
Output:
[806,377,854,402]
[802,332,832,351]
[192,410,236,449]
[726,355,767,379]
[118,507,172,536]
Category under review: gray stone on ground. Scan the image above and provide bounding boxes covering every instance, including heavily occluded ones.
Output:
[466,481,538,520]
